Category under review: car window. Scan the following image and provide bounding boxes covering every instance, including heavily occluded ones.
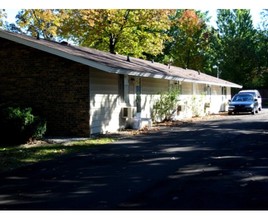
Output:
[240,92,255,96]
[239,91,261,98]
[233,95,253,102]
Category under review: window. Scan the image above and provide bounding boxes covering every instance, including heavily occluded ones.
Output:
[205,85,211,95]
[222,87,227,96]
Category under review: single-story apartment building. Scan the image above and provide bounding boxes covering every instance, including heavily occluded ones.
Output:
[0,30,242,136]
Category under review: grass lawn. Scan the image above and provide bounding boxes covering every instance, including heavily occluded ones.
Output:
[0,138,115,173]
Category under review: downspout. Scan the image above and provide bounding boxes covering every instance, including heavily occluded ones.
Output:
[88,67,92,137]
[124,75,129,105]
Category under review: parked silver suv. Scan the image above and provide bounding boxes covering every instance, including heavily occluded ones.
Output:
[238,90,262,111]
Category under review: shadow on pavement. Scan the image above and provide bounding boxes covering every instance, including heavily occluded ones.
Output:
[0,116,268,210]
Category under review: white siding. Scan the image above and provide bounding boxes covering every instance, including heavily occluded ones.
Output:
[174,82,232,119]
[209,85,221,113]
[210,86,231,113]
[89,69,122,134]
[182,81,193,95]
[176,82,194,118]
[88,68,233,133]
[141,78,169,118]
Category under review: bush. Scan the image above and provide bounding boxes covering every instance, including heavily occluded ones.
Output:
[0,107,47,144]
[152,88,180,122]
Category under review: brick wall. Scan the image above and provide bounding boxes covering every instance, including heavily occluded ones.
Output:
[0,38,90,137]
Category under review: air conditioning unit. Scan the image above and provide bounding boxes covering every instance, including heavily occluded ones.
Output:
[177,105,185,114]
[121,107,136,118]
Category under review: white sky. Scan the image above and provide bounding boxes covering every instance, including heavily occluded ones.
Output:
[1,0,268,9]
[2,0,266,27]
[206,9,263,28]
[4,8,263,29]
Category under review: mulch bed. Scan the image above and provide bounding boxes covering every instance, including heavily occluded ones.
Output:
[101,112,228,138]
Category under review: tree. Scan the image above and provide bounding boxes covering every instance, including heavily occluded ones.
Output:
[0,9,6,27]
[161,10,213,71]
[256,9,268,87]
[16,9,67,40]
[215,9,259,87]
[59,9,174,57]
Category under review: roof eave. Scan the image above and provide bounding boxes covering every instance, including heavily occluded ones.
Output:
[114,69,243,88]
[0,30,243,89]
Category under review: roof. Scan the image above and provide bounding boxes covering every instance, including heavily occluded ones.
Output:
[0,30,242,88]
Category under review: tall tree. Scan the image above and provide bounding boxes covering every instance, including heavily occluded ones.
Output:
[59,9,174,57]
[16,9,67,40]
[216,9,259,87]
[256,9,268,87]
[0,9,6,27]
[161,9,213,71]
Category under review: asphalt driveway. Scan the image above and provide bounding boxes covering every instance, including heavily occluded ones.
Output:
[0,110,268,210]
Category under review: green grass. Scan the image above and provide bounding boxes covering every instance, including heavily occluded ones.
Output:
[0,138,115,173]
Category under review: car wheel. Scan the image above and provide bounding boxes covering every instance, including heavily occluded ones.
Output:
[228,111,232,115]
[252,109,257,115]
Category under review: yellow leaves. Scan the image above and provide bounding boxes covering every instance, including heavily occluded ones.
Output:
[60,9,175,57]
[80,9,100,27]
[16,9,66,39]
[0,9,7,26]
[15,9,175,57]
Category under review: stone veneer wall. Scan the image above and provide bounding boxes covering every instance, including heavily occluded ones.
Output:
[0,38,90,136]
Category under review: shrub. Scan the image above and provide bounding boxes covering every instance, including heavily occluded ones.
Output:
[0,107,46,144]
[152,88,180,122]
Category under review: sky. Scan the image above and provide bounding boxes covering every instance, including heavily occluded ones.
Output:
[3,8,264,29]
[1,0,267,9]
[206,9,263,28]
[2,0,266,28]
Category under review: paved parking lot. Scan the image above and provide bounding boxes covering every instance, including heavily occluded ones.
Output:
[0,109,268,210]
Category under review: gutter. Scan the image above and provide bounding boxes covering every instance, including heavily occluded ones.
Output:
[0,30,243,89]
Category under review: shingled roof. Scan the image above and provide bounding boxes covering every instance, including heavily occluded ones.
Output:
[0,30,242,88]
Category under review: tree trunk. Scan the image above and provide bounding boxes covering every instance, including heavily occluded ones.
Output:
[109,34,116,54]
[186,49,191,69]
